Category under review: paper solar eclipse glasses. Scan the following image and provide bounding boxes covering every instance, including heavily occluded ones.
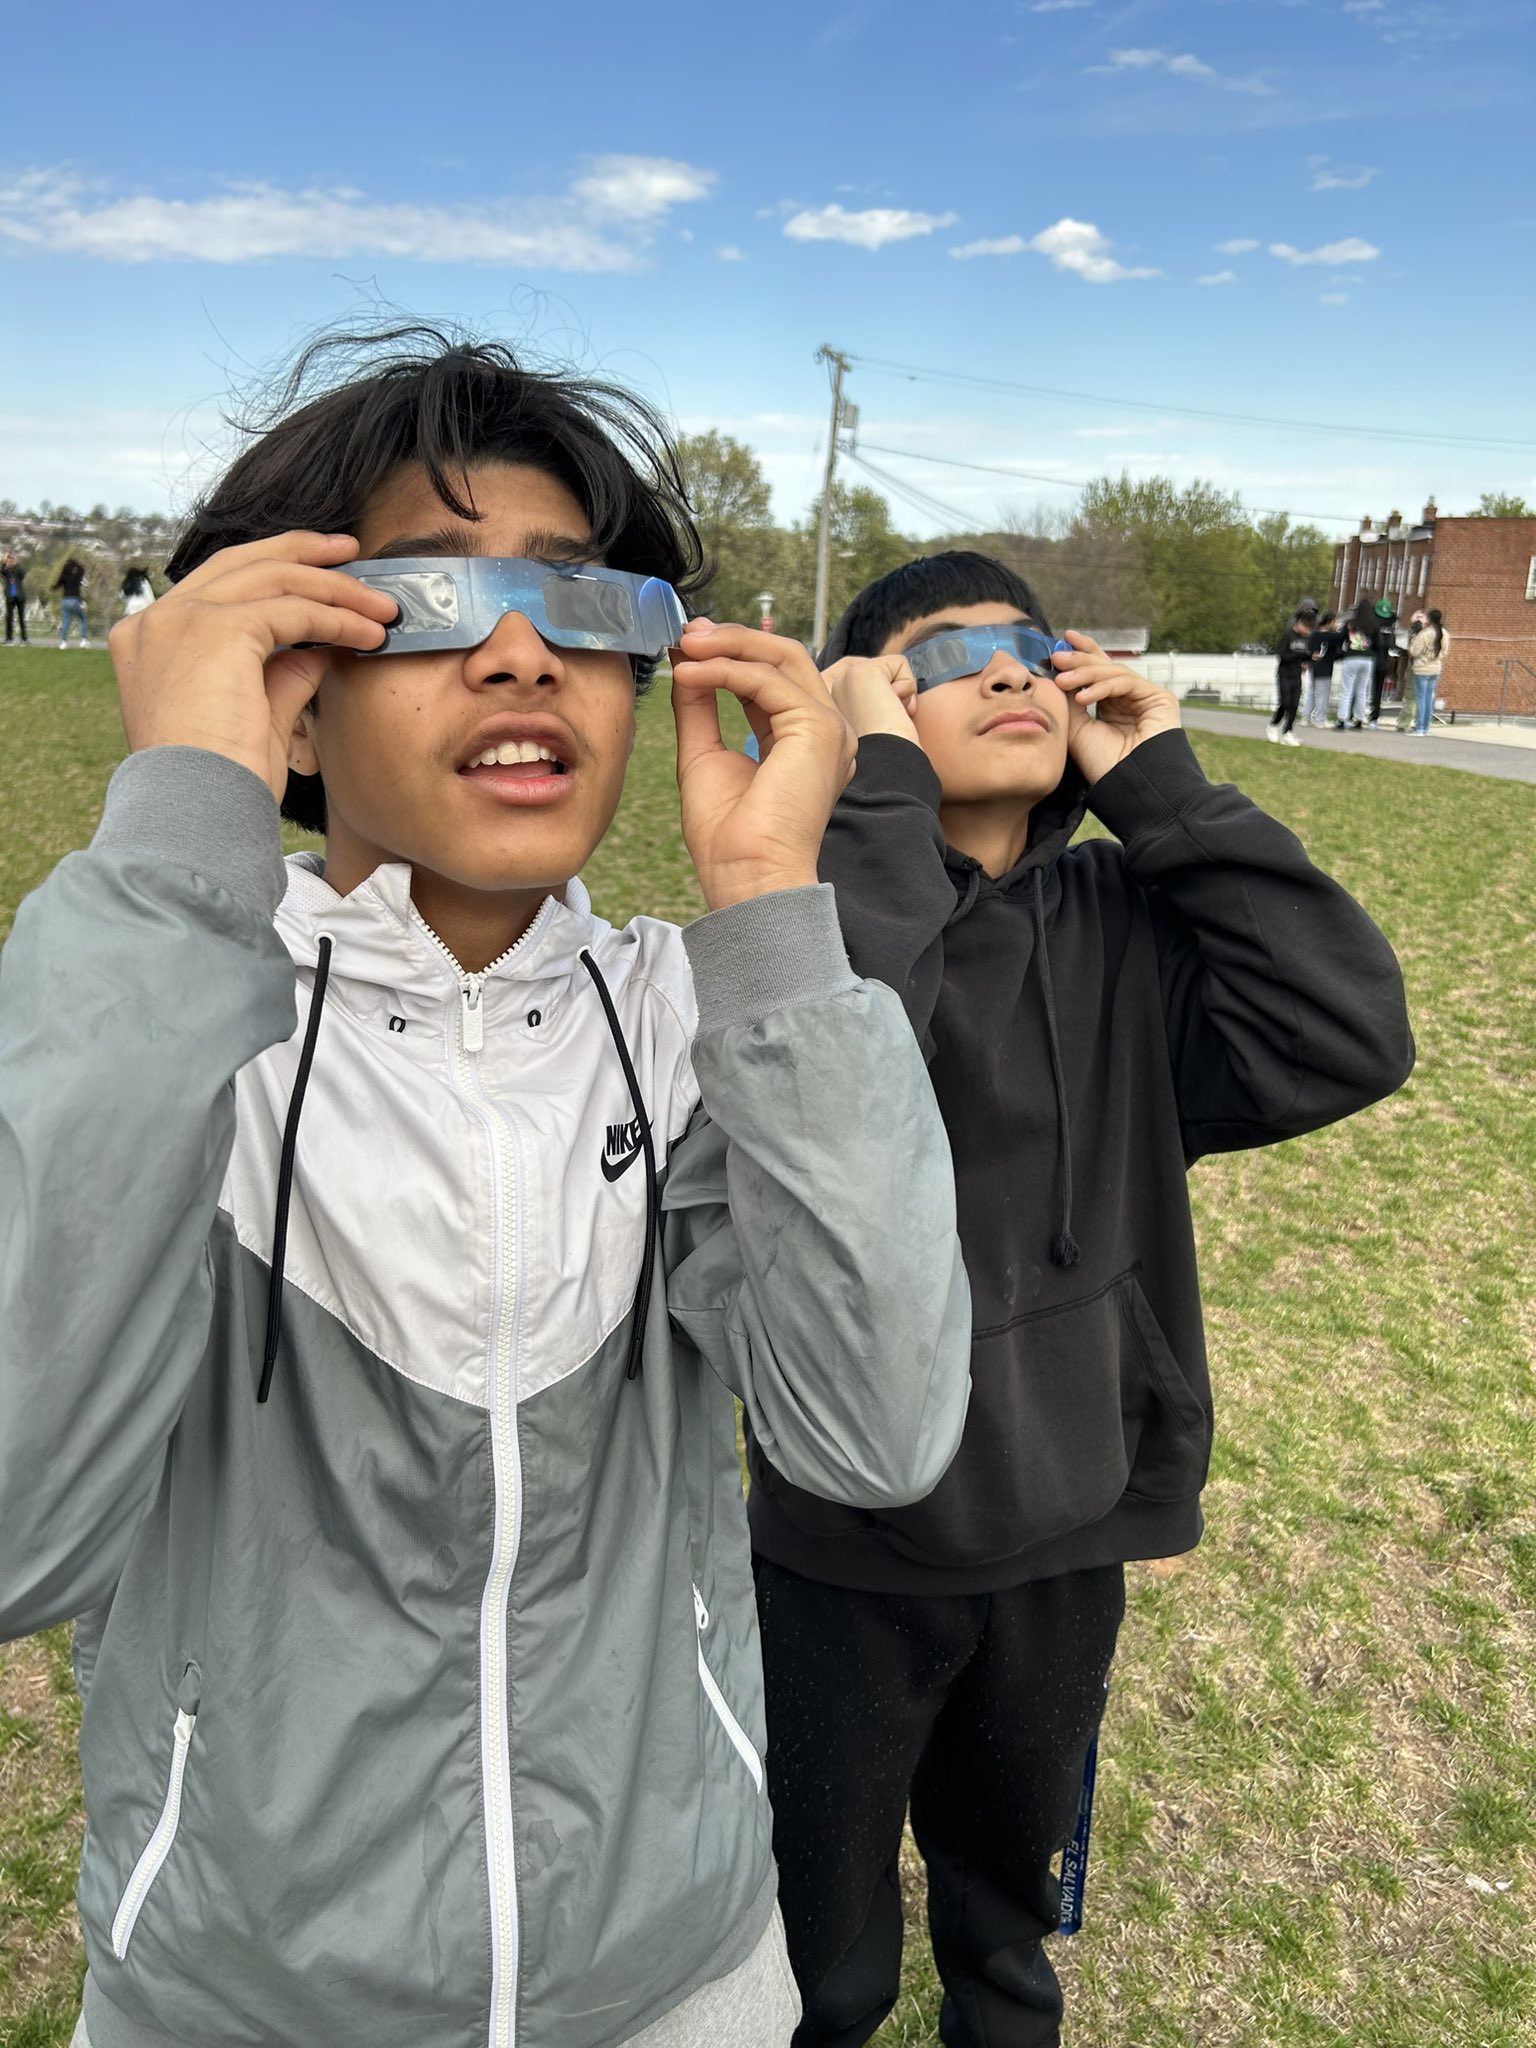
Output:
[905,623,1063,694]
[339,557,688,660]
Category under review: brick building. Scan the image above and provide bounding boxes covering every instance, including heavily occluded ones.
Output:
[1330,503,1536,715]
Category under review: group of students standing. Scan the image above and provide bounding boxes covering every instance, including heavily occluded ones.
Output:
[0,552,155,646]
[1270,596,1450,743]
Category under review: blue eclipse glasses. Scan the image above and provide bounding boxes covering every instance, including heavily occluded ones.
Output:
[339,557,688,660]
[906,623,1059,694]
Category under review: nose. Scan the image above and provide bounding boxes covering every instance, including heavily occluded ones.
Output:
[463,607,566,691]
[982,654,1035,694]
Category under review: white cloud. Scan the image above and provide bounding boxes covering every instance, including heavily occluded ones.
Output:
[570,155,715,221]
[1319,292,1349,305]
[1217,237,1260,255]
[949,235,1027,259]
[1097,47,1271,94]
[1030,1,1093,10]
[1309,158,1378,191]
[782,203,958,251]
[1029,217,1160,282]
[1270,236,1380,264]
[1197,270,1238,285]
[0,159,715,270]
[716,244,746,262]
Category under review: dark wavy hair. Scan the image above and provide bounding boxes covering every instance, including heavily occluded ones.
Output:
[819,549,1051,666]
[168,322,705,830]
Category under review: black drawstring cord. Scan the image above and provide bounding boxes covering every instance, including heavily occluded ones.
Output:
[258,936,333,1403]
[1032,871,1080,1269]
[579,950,658,1379]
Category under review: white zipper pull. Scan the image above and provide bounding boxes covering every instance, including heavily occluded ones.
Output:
[460,975,485,1055]
[692,1583,709,1632]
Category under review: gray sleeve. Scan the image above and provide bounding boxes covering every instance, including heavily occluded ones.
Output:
[0,749,297,1639]
[663,885,972,1509]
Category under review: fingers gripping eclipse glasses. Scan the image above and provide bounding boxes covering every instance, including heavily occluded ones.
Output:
[905,624,1060,694]
[338,557,688,659]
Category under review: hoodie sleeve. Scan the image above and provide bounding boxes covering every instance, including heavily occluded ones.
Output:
[0,748,295,1638]
[662,883,971,1509]
[1085,728,1414,1158]
[812,734,956,1053]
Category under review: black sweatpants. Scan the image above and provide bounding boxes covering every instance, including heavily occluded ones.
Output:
[1273,670,1303,734]
[755,1557,1124,2048]
[4,595,25,642]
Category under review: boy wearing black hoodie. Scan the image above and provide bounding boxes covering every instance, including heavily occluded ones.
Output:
[750,551,1414,2048]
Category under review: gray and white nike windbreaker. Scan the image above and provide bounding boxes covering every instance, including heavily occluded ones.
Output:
[0,748,972,2048]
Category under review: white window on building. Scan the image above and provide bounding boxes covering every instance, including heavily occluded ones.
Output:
[1526,554,1536,601]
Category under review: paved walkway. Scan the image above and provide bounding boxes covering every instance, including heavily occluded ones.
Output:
[1180,708,1536,786]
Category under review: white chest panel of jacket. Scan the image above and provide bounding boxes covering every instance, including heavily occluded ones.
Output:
[219,858,701,1411]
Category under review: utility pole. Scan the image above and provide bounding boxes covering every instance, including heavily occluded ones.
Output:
[812,346,852,652]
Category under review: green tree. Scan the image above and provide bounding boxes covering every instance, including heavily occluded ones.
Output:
[674,431,777,627]
[773,483,912,646]
[1468,491,1533,518]
[1073,474,1265,652]
[1245,513,1336,642]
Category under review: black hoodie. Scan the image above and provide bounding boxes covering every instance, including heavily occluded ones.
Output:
[747,729,1414,1593]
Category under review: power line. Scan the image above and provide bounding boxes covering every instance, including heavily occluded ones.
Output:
[856,440,1363,529]
[847,450,1316,591]
[850,352,1536,455]
[845,449,987,533]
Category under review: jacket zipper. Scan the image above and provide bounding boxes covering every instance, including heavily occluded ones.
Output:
[691,1585,764,1795]
[414,909,531,2048]
[110,1706,197,1959]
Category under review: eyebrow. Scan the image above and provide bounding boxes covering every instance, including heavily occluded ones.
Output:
[365,525,600,565]
[901,614,1037,652]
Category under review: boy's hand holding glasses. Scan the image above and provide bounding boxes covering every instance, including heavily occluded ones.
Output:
[670,619,858,912]
[1051,630,1182,785]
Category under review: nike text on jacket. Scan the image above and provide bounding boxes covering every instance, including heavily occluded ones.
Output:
[0,746,972,2048]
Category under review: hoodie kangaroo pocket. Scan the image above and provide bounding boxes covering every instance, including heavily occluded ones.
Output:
[878,1270,1209,1566]
[110,1664,201,1961]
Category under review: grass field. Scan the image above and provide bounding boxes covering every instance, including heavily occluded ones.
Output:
[2,643,1534,2048]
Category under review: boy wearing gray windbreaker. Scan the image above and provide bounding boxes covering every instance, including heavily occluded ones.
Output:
[0,328,971,2048]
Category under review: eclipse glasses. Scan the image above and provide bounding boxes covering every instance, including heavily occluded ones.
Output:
[339,557,688,660]
[905,623,1061,694]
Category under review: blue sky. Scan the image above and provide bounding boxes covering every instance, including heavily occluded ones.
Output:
[2,0,1532,538]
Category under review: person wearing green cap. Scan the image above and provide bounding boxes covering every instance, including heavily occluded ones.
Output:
[1366,599,1398,729]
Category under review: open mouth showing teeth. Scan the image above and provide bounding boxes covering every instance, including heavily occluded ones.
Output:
[463,741,569,774]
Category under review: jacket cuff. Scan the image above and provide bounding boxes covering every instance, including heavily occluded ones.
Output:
[684,884,858,1033]
[849,732,943,810]
[1084,727,1210,843]
[91,747,288,924]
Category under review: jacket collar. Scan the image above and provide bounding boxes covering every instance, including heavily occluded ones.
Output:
[274,854,602,998]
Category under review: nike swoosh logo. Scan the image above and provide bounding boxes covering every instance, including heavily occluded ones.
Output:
[601,1146,643,1183]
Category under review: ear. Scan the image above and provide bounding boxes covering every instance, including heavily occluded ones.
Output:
[288,698,321,778]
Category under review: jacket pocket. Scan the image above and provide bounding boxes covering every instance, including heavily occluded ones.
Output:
[875,1269,1210,1567]
[692,1585,764,1794]
[110,1664,201,1961]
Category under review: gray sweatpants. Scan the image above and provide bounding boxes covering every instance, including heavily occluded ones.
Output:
[72,1905,801,2047]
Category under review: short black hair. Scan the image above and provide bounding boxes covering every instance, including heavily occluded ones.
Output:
[167,322,705,831]
[819,549,1051,666]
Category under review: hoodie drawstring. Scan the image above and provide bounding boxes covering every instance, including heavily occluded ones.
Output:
[579,950,658,1380]
[1032,871,1080,1269]
[258,936,333,1403]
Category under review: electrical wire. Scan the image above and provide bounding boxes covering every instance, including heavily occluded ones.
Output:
[855,440,1363,530]
[849,353,1536,455]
